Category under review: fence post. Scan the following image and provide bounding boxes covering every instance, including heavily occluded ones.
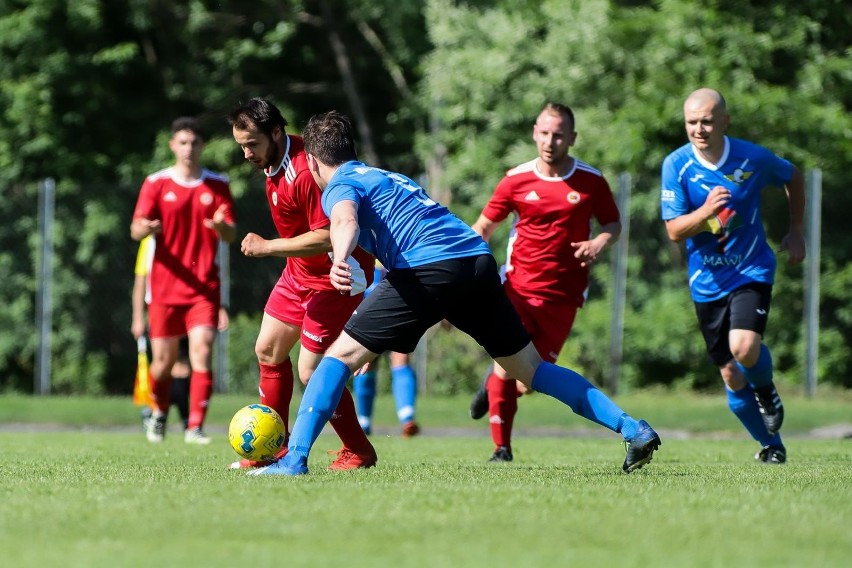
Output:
[803,168,822,397]
[607,173,631,396]
[35,178,55,395]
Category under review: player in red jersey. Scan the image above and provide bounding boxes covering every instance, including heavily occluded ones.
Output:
[227,98,377,470]
[130,117,236,444]
[468,102,622,462]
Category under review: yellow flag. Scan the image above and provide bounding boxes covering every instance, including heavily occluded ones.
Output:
[133,336,153,406]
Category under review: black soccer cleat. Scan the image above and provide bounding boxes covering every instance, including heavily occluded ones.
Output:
[753,383,784,435]
[755,445,787,465]
[469,379,489,420]
[488,446,513,463]
[623,420,661,473]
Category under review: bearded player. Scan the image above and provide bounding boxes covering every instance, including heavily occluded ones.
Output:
[227,98,376,471]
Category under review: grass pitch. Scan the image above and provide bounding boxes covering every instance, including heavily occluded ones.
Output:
[1,391,850,567]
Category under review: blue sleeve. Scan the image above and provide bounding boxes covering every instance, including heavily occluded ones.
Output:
[321,183,361,217]
[660,154,689,220]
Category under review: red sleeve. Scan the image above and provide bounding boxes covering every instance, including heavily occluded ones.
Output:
[294,170,330,231]
[592,176,620,225]
[481,175,515,223]
[133,177,160,220]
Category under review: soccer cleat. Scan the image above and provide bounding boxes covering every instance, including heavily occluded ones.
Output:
[469,380,489,420]
[753,384,784,435]
[247,454,309,476]
[755,445,787,465]
[184,427,211,445]
[401,420,420,438]
[146,413,167,443]
[228,447,289,470]
[488,446,513,463]
[327,445,378,471]
[623,420,661,473]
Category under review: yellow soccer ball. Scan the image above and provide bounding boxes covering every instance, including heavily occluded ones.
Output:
[228,404,287,461]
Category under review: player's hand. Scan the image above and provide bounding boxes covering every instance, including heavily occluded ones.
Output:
[140,218,162,236]
[702,186,731,217]
[329,258,353,294]
[130,318,146,340]
[204,204,230,231]
[241,233,269,257]
[570,239,604,268]
[779,231,806,266]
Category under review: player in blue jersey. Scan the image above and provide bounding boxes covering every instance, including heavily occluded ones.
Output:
[248,111,661,476]
[353,263,421,438]
[661,88,806,464]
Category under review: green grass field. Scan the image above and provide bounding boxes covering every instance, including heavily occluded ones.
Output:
[1,390,850,567]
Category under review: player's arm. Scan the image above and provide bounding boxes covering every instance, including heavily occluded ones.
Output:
[328,199,360,293]
[241,228,332,258]
[130,273,147,340]
[664,185,731,242]
[471,214,500,242]
[205,204,237,243]
[779,166,806,265]
[130,217,162,241]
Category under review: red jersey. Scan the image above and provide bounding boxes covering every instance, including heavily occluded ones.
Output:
[133,167,234,305]
[482,158,619,305]
[266,135,373,291]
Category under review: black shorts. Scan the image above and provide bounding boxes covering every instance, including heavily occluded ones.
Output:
[344,255,530,358]
[694,282,772,366]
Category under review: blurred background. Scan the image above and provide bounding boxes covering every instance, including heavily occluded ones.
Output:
[0,0,849,397]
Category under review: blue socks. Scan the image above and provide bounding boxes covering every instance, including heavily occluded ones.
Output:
[531,362,639,440]
[284,357,351,466]
[391,364,417,424]
[726,385,783,447]
[736,345,773,388]
[353,370,377,433]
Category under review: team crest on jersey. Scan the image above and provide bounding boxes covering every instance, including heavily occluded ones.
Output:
[706,207,745,252]
[272,192,278,206]
[200,192,213,205]
[566,191,581,204]
[725,168,753,184]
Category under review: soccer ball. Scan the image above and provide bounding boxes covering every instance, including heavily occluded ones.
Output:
[228,404,287,461]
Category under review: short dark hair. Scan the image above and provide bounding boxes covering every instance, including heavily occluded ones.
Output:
[171,116,204,139]
[227,97,289,138]
[302,111,358,166]
[541,102,575,130]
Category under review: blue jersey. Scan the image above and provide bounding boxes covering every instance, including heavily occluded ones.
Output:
[660,136,794,302]
[321,161,491,269]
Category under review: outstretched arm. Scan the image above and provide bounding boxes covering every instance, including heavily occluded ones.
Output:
[241,228,332,258]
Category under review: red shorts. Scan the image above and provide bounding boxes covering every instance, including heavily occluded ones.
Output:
[265,269,362,354]
[148,300,219,340]
[505,283,577,363]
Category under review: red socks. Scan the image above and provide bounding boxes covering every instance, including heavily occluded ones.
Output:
[187,370,213,429]
[330,387,373,453]
[487,373,519,451]
[149,371,173,414]
[259,360,295,430]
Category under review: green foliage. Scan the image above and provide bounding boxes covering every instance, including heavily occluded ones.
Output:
[0,0,849,392]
